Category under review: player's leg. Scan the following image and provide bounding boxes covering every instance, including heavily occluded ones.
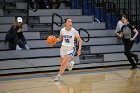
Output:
[67,60,74,71]
[54,55,72,81]
[60,57,71,67]
[54,46,75,81]
[54,57,63,81]
[67,47,76,71]
[59,46,72,70]
[59,55,73,75]
[55,46,71,81]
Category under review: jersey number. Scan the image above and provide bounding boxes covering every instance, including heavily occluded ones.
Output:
[65,39,70,43]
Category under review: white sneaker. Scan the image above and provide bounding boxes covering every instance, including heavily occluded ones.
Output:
[68,61,74,71]
[54,74,61,82]
[16,45,22,51]
[25,44,30,50]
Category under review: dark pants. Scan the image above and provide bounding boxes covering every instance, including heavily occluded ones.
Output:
[36,0,46,9]
[17,32,27,49]
[123,39,137,67]
[9,41,16,50]
[48,0,61,9]
[8,33,27,50]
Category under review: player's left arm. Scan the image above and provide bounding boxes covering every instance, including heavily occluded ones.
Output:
[130,26,139,41]
[76,35,82,56]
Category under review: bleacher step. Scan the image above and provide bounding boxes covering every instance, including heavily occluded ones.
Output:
[90,44,140,54]
[0,48,60,60]
[80,54,104,63]
[3,9,27,16]
[40,16,94,23]
[53,23,106,30]
[0,57,80,70]
[29,9,82,16]
[104,52,140,62]
[0,9,3,16]
[0,61,132,75]
[28,23,52,31]
[0,24,28,32]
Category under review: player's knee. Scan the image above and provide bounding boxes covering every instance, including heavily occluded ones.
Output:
[61,62,66,67]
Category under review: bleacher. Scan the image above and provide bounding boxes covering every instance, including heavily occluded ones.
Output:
[0,0,140,74]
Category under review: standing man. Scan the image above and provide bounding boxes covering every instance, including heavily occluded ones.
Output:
[116,15,139,69]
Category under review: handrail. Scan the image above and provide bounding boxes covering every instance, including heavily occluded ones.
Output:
[78,28,90,42]
[51,13,63,34]
[28,0,38,12]
[26,0,38,23]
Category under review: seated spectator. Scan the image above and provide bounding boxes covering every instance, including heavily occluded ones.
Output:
[35,0,46,9]
[48,0,61,9]
[115,19,124,34]
[5,17,30,51]
[115,17,124,43]
[61,0,71,7]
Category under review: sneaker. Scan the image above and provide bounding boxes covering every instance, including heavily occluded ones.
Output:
[25,44,30,50]
[68,61,74,71]
[16,45,22,51]
[54,74,61,82]
[130,66,137,70]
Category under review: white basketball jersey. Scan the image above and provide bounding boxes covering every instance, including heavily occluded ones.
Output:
[60,27,79,47]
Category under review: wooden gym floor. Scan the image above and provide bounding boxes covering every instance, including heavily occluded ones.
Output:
[0,66,140,93]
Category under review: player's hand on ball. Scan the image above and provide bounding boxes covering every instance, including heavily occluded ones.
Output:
[50,40,57,46]
[46,35,57,46]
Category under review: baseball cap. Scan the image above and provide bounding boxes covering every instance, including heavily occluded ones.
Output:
[17,17,23,22]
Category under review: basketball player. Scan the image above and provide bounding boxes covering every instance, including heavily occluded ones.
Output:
[53,18,82,81]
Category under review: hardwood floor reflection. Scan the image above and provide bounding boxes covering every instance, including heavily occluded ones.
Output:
[0,67,140,93]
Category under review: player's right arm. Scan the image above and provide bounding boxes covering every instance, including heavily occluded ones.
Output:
[56,35,63,43]
[50,35,63,46]
[55,29,63,43]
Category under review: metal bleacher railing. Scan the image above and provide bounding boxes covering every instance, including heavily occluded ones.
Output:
[78,28,90,42]
[51,13,63,34]
[26,0,38,23]
[28,0,38,12]
[51,13,90,43]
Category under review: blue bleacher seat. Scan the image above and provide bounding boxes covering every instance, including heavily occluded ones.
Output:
[71,0,83,9]
[106,13,118,29]
[71,0,77,9]
[82,0,96,15]
[94,7,105,22]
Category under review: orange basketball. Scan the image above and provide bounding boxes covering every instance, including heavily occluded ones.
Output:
[46,35,57,45]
